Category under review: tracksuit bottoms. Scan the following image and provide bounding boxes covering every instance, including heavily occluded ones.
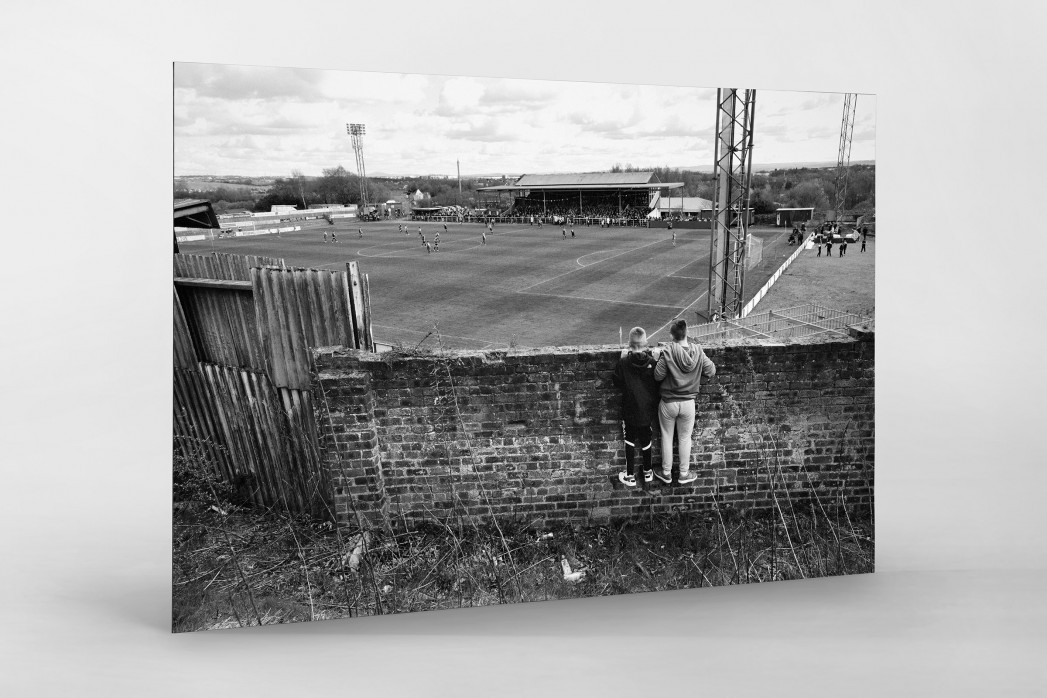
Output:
[658,399,696,477]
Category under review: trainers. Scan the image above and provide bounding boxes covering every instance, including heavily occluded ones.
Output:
[643,470,654,483]
[652,470,672,485]
[618,472,636,487]
[677,471,698,485]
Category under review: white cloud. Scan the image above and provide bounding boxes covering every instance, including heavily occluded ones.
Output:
[174,65,876,176]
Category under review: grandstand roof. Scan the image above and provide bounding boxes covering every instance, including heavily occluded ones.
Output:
[173,199,219,229]
[478,171,683,192]
[518,172,657,186]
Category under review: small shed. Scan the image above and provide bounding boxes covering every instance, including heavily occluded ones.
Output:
[650,195,715,220]
[775,207,815,226]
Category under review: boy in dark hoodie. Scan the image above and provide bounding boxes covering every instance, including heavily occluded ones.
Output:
[653,319,716,485]
[611,327,661,487]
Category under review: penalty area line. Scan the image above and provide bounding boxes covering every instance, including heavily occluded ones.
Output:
[573,237,665,268]
[516,290,685,310]
[648,290,710,341]
[520,237,667,292]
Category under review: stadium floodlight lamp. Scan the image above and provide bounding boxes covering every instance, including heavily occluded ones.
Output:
[347,123,366,135]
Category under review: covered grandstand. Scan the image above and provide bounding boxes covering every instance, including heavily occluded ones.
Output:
[478,171,683,223]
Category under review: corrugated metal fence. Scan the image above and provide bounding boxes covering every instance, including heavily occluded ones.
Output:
[173,251,374,518]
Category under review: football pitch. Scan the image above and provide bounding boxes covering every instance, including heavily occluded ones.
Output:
[180,220,796,350]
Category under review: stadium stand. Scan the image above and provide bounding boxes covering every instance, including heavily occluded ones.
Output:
[477,171,683,225]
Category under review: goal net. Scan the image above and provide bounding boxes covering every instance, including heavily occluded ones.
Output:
[745,233,763,270]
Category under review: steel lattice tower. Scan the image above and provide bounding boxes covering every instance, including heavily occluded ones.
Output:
[347,123,369,213]
[833,95,857,220]
[707,88,757,322]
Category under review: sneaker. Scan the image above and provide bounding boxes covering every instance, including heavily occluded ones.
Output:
[643,470,654,483]
[677,471,698,485]
[652,470,672,485]
[618,472,636,487]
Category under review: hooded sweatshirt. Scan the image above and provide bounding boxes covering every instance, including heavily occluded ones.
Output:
[611,349,660,427]
[653,341,716,401]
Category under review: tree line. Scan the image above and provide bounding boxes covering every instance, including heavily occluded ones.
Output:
[176,163,874,216]
[610,162,875,215]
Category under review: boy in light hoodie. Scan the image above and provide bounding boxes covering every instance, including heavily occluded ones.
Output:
[652,319,716,485]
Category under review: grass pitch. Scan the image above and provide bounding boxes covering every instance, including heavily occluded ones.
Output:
[180,220,796,350]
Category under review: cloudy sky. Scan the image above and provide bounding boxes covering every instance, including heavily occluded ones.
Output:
[174,63,875,177]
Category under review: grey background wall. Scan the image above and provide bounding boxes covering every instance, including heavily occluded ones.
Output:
[4,1,1046,696]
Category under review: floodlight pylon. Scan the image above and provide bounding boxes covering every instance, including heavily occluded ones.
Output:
[347,123,369,213]
[707,88,756,322]
[833,95,857,221]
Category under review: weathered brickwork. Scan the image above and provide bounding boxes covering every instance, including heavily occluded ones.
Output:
[314,336,874,528]
[314,371,390,529]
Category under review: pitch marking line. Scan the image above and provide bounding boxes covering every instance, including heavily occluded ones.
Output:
[442,226,530,254]
[647,290,711,342]
[645,231,791,341]
[573,236,669,268]
[372,324,499,348]
[520,237,668,293]
[516,291,686,310]
[666,246,713,279]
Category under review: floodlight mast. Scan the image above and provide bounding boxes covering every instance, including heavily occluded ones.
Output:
[347,123,369,215]
[833,94,858,222]
[706,88,757,323]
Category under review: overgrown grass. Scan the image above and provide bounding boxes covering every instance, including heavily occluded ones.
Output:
[175,329,873,632]
[173,482,872,632]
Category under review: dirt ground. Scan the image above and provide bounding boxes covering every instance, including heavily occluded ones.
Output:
[752,235,875,317]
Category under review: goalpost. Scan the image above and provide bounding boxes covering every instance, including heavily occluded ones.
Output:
[746,233,763,270]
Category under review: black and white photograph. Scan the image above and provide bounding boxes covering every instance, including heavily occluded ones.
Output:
[173,64,875,631]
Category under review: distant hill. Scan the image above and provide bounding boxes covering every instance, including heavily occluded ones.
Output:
[179,160,874,183]
[680,160,875,173]
[455,161,874,178]
[174,176,272,195]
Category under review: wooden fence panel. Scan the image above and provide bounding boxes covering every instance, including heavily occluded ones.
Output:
[346,261,367,351]
[174,288,198,369]
[173,362,330,516]
[173,366,233,483]
[361,272,375,351]
[175,252,284,281]
[173,253,217,279]
[174,251,368,520]
[252,267,357,390]
[177,285,266,372]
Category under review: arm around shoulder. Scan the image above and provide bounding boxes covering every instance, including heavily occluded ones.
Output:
[653,352,668,381]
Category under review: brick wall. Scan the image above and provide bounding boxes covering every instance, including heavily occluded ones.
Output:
[314,336,873,528]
